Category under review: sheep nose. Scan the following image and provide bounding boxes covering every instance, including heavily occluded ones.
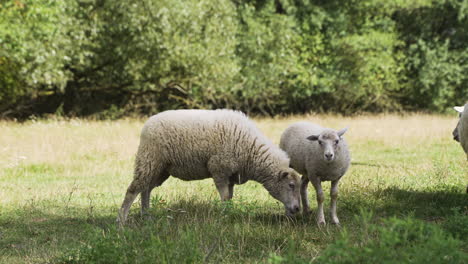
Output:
[293,205,300,213]
[325,153,334,159]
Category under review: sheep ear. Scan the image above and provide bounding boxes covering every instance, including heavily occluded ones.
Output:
[337,127,349,137]
[454,106,464,113]
[306,135,319,141]
[279,171,289,181]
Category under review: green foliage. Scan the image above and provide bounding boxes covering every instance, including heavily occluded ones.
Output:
[324,30,403,112]
[91,0,240,109]
[395,0,468,111]
[0,0,91,103]
[443,207,468,240]
[267,241,310,264]
[1,0,467,117]
[268,213,468,264]
[236,3,303,113]
[58,224,202,264]
[316,216,467,264]
[402,40,467,111]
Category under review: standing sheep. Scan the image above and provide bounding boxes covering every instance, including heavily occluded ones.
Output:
[117,109,302,225]
[453,103,468,160]
[280,122,350,226]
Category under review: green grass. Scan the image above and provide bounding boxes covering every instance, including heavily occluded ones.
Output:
[0,114,467,263]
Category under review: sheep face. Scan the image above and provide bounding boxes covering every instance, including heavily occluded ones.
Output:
[307,127,348,163]
[453,106,464,142]
[268,169,301,217]
[453,121,460,142]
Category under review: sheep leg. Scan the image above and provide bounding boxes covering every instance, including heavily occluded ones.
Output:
[310,177,326,226]
[228,183,234,200]
[118,154,165,226]
[140,188,151,215]
[300,176,311,215]
[330,180,340,225]
[213,179,231,201]
[141,170,169,215]
[118,175,151,226]
[208,155,236,201]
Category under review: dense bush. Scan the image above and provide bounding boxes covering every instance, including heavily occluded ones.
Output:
[395,0,468,111]
[0,0,467,118]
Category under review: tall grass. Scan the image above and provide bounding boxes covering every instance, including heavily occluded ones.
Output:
[0,114,466,263]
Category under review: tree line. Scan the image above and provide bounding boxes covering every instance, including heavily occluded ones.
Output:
[1,0,467,118]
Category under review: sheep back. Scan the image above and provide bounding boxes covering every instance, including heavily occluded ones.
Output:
[137,109,289,182]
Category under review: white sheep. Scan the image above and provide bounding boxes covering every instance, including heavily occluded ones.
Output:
[117,109,302,225]
[453,103,468,160]
[280,122,350,226]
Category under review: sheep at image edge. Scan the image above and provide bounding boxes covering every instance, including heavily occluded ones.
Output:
[280,122,350,226]
[453,103,468,160]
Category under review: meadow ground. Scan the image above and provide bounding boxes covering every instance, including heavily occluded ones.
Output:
[0,114,467,263]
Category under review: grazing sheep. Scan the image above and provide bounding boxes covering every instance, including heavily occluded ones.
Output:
[453,104,468,160]
[280,122,350,226]
[117,109,302,225]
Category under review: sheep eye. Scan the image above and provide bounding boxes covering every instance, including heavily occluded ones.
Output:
[318,141,323,146]
[288,183,295,189]
[334,140,339,145]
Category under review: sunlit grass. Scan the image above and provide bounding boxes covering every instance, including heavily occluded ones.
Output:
[0,114,466,263]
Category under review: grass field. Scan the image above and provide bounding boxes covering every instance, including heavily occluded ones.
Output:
[0,114,467,263]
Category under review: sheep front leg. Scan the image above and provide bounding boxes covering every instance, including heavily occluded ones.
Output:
[208,155,236,201]
[330,180,340,225]
[300,176,310,215]
[228,183,234,200]
[213,178,231,201]
[310,176,325,226]
[141,188,151,215]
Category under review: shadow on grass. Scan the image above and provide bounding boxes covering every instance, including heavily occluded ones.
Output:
[1,186,465,262]
[0,198,333,262]
[0,202,318,263]
[0,208,116,254]
[378,186,466,215]
[340,185,467,233]
[339,186,468,213]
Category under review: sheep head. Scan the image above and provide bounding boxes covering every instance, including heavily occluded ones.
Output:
[265,168,301,217]
[307,127,348,162]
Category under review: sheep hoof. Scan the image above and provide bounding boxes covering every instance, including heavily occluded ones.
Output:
[317,220,326,227]
[116,217,125,229]
[331,216,340,225]
[141,212,154,221]
[331,221,341,227]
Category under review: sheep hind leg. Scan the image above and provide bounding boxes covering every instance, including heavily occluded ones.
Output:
[117,176,150,227]
[141,169,169,216]
[117,159,165,226]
